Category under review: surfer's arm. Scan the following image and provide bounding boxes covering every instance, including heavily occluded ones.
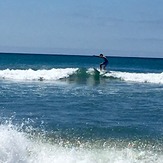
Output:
[93,55,100,58]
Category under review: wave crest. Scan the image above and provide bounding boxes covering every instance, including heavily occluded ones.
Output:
[0,68,78,81]
[0,68,163,84]
[105,71,163,84]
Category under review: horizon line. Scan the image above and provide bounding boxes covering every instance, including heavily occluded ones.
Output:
[0,51,163,60]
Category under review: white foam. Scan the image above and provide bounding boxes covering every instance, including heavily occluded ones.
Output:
[0,68,78,81]
[0,124,30,162]
[0,68,163,84]
[0,124,162,163]
[106,71,163,84]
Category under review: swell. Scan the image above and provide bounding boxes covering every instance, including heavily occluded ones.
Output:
[0,68,162,84]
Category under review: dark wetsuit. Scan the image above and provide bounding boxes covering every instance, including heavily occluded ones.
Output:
[100,56,108,70]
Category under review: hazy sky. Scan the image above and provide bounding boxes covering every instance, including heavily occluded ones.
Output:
[0,0,163,57]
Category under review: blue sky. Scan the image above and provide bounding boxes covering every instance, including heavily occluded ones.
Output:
[0,0,163,57]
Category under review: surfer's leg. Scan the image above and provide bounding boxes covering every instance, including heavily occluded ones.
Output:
[103,63,107,70]
[100,63,103,70]
[103,61,108,70]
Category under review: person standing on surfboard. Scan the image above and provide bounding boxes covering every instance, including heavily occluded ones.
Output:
[94,54,108,71]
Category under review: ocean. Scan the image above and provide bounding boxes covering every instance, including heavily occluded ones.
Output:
[0,53,163,163]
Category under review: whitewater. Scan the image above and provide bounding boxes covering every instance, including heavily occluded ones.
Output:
[0,68,163,84]
[0,122,162,163]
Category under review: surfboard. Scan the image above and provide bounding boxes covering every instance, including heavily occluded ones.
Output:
[93,68,108,75]
[93,68,100,74]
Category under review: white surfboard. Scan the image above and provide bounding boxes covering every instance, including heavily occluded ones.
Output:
[93,68,108,75]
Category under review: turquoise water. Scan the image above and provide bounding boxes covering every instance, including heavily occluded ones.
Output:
[0,53,163,162]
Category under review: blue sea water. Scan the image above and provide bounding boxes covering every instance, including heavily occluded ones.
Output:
[0,53,163,162]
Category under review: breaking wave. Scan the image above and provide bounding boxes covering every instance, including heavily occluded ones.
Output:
[0,122,162,163]
[0,68,163,84]
[0,68,78,81]
[105,71,163,84]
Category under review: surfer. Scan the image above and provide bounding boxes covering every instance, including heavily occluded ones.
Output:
[94,54,108,70]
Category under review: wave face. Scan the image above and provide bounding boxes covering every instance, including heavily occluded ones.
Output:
[0,123,162,163]
[0,68,163,84]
